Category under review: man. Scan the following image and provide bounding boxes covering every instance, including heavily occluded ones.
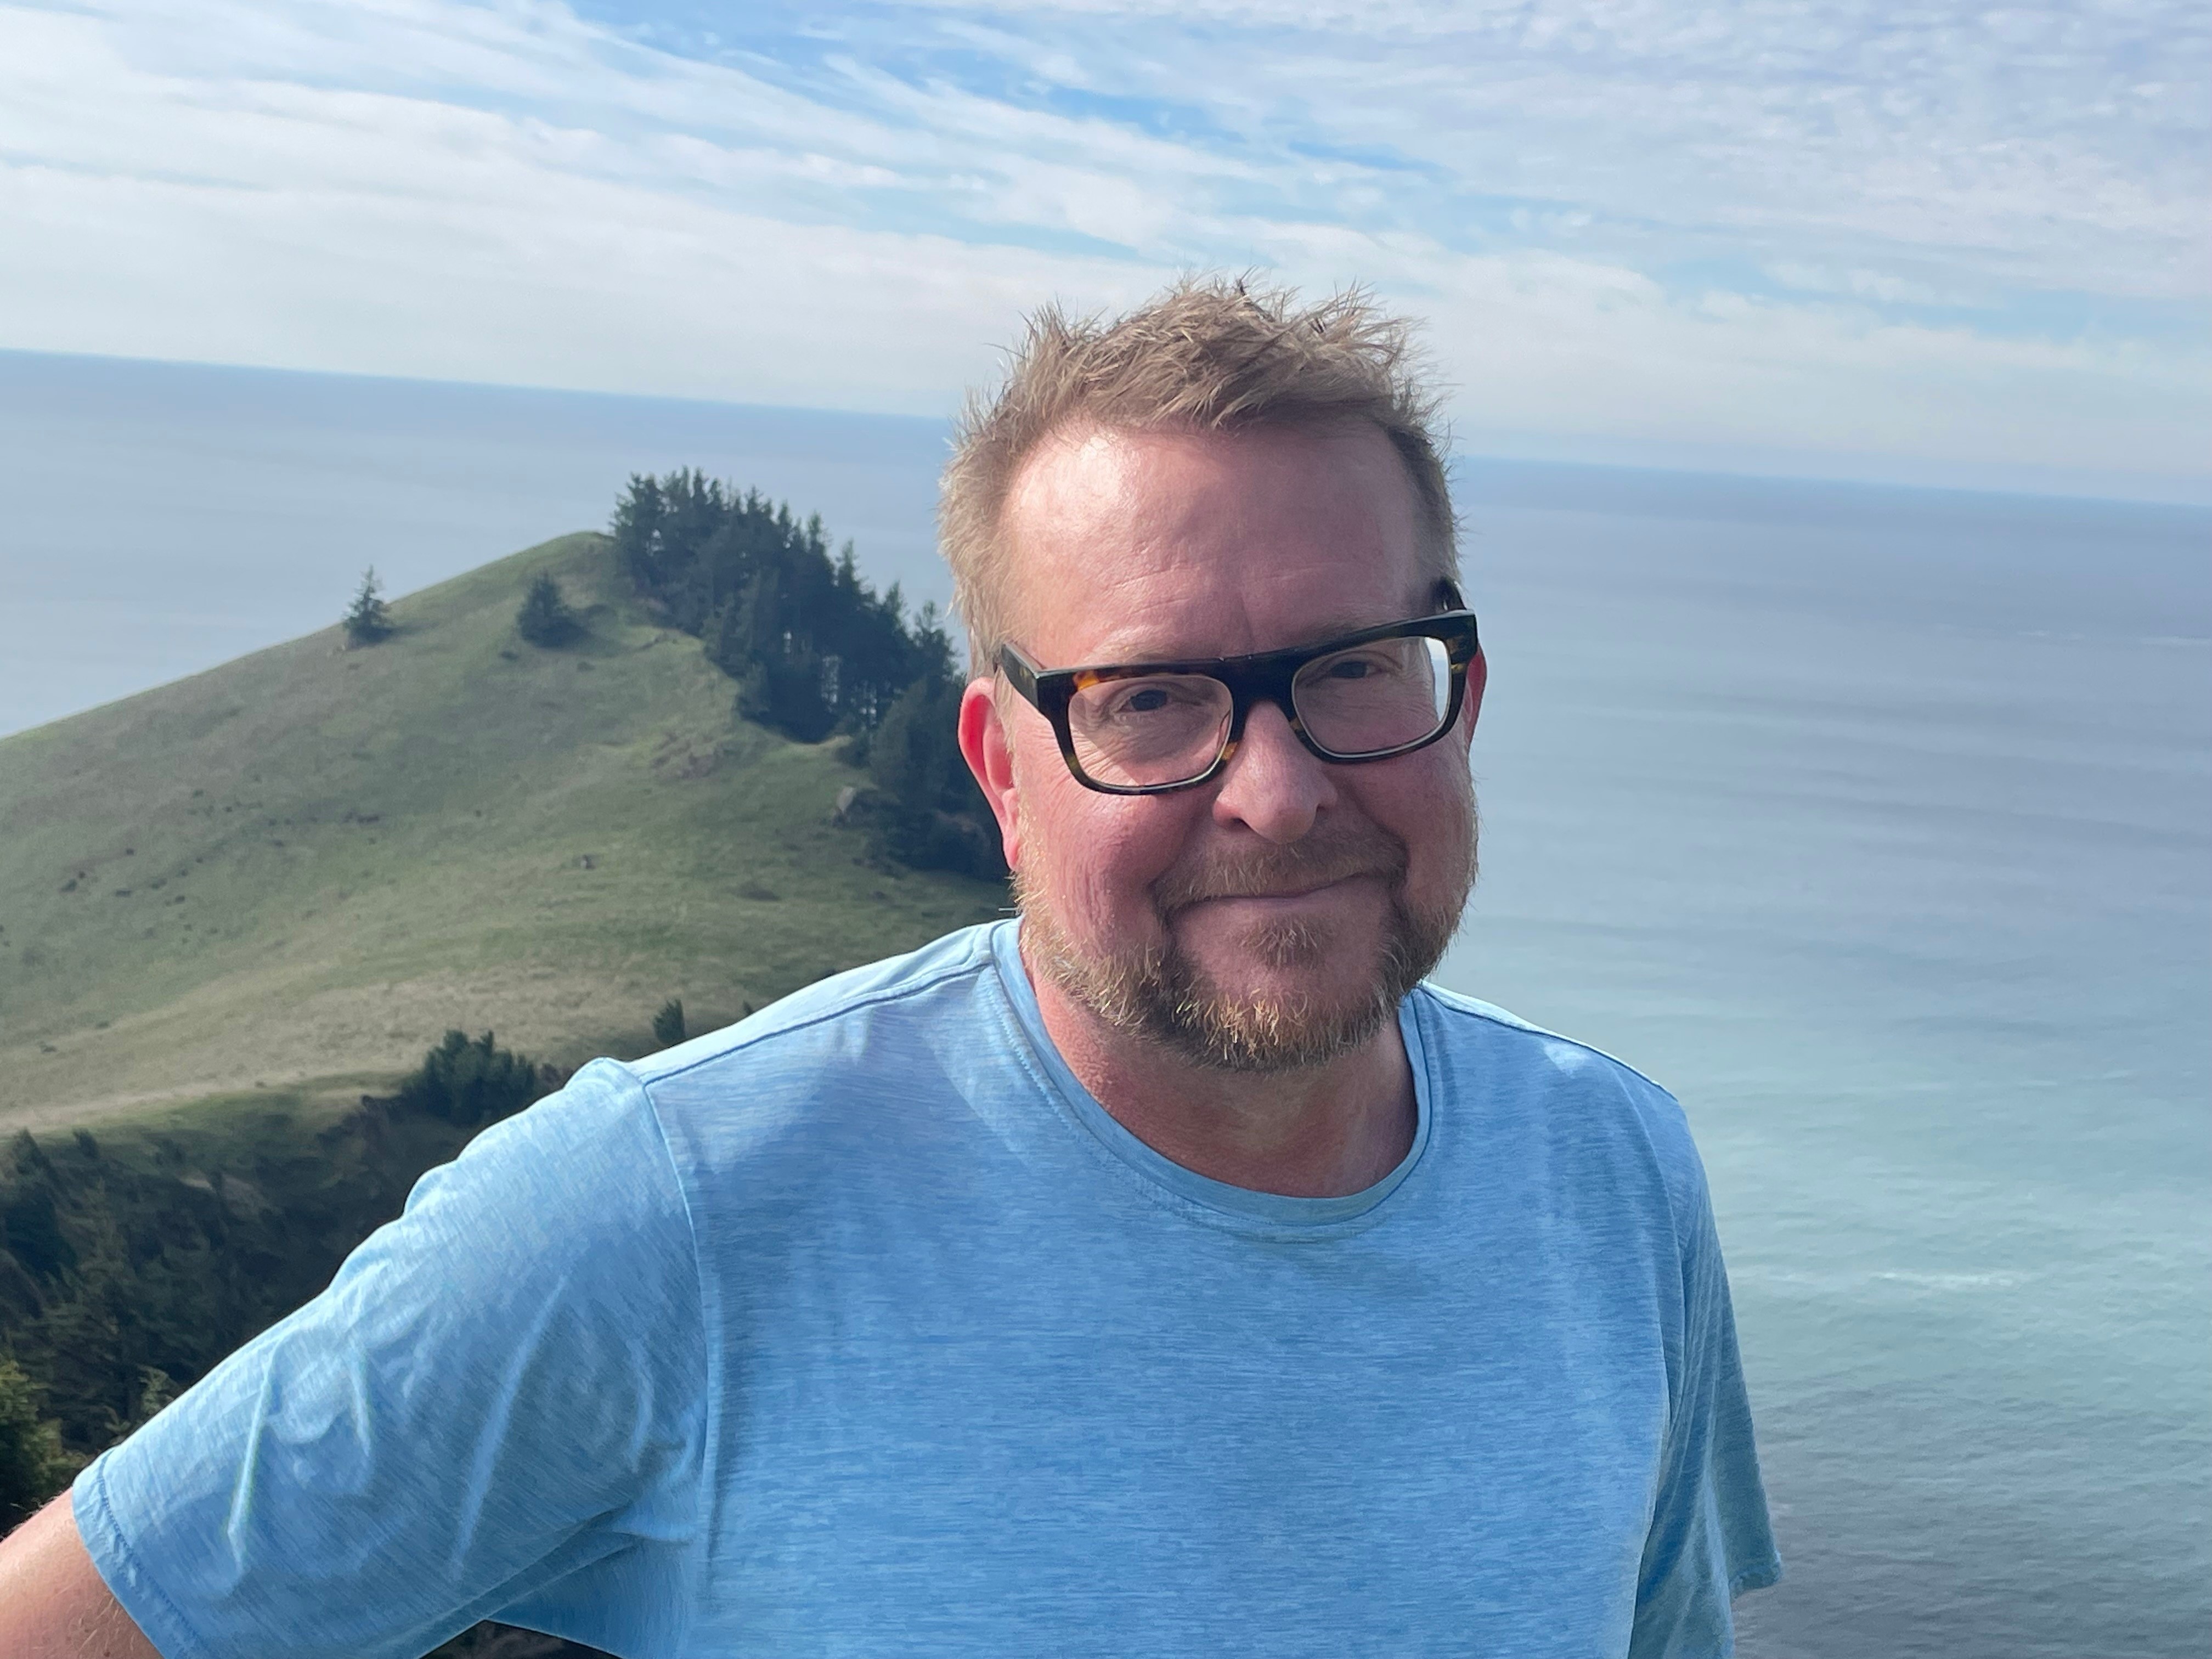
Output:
[0,280,1778,1657]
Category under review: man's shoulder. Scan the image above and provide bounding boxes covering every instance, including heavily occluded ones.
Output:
[1412,981,1679,1099]
[628,923,1005,1088]
[610,925,1017,1183]
[1408,981,1708,1206]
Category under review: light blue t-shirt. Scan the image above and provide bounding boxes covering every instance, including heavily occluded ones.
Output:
[77,921,1778,1658]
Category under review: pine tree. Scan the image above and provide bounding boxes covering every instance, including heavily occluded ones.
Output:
[343,567,393,647]
[652,998,687,1047]
[516,573,580,647]
[0,1357,69,1530]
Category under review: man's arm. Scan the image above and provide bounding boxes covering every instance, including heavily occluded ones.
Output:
[22,1064,705,1659]
[1628,1131,1780,1656]
[0,1492,163,1658]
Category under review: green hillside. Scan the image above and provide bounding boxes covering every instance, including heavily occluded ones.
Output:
[0,533,1005,1133]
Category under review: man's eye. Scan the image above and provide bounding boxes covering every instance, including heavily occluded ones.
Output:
[1322,655,1381,680]
[1121,686,1172,713]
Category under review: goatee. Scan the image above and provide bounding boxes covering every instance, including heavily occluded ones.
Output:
[1017,815,1474,1075]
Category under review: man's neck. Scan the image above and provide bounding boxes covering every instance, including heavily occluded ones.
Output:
[1019,934,1418,1200]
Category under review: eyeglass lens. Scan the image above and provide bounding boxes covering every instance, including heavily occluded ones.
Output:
[1065,635,1453,789]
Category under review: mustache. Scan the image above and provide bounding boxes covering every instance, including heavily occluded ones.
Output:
[1150,824,1410,915]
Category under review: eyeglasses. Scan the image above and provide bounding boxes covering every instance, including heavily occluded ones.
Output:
[997,588,1481,795]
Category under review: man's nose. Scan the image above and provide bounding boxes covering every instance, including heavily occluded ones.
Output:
[1211,698,1335,843]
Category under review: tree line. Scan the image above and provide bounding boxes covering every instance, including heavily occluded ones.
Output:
[612,472,1002,878]
[338,478,1005,881]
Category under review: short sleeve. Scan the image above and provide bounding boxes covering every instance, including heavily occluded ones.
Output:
[1629,1160,1782,1657]
[71,1060,707,1659]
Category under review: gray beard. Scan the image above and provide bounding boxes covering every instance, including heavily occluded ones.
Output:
[1015,821,1474,1075]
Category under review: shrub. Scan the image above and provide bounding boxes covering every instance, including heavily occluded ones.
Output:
[0,1357,70,1532]
[342,567,393,647]
[516,573,580,647]
[392,1031,549,1127]
[652,998,686,1047]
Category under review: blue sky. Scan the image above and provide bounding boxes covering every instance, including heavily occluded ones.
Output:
[3,0,2205,497]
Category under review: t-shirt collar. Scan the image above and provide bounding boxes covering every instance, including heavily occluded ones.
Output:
[986,918,1433,1229]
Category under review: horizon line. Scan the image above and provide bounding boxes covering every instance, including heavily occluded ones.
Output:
[8,344,2208,515]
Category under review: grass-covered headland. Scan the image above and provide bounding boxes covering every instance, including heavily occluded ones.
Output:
[0,482,1012,1655]
[0,479,1001,1129]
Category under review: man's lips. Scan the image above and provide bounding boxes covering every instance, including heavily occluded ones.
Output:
[1174,872,1384,908]
[1150,827,1410,917]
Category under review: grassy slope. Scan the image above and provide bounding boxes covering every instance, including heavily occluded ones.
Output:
[0,533,1005,1131]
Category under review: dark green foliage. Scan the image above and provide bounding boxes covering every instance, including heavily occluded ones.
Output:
[866,675,970,816]
[0,1357,69,1531]
[652,998,687,1047]
[0,1032,560,1514]
[865,676,1007,879]
[1,1041,604,1659]
[614,471,942,737]
[611,473,1000,877]
[394,1030,552,1127]
[516,573,581,648]
[3,1158,76,1280]
[0,1127,229,1454]
[1,1110,391,1459]
[343,567,394,647]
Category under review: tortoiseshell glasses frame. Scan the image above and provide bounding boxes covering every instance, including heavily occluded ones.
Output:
[996,584,1481,796]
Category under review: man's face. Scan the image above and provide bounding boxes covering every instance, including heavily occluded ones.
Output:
[964,421,1485,1072]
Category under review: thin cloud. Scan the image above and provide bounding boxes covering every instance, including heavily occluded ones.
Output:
[1,0,2204,492]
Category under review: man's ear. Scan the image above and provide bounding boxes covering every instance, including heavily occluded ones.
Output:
[958,676,1024,871]
[1460,648,1488,744]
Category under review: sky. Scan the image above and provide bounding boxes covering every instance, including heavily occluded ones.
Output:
[3,0,2207,500]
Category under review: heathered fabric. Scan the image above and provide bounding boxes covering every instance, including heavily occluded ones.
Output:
[77,921,1778,1657]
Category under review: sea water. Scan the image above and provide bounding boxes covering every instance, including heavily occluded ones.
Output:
[4,351,2207,1656]
[1441,467,2211,1656]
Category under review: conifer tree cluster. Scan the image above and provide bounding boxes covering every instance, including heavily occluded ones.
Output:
[0,1045,602,1653]
[0,1043,557,1510]
[613,472,948,740]
[611,472,1001,877]
[0,1122,321,1522]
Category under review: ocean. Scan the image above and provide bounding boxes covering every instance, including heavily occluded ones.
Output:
[4,349,2207,1656]
[1447,467,2211,1656]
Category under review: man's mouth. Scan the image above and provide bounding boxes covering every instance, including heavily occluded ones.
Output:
[1204,874,1361,900]
[1150,823,1412,921]
[1169,870,1387,915]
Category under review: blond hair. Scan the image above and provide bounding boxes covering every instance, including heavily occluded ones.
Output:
[939,276,1457,674]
